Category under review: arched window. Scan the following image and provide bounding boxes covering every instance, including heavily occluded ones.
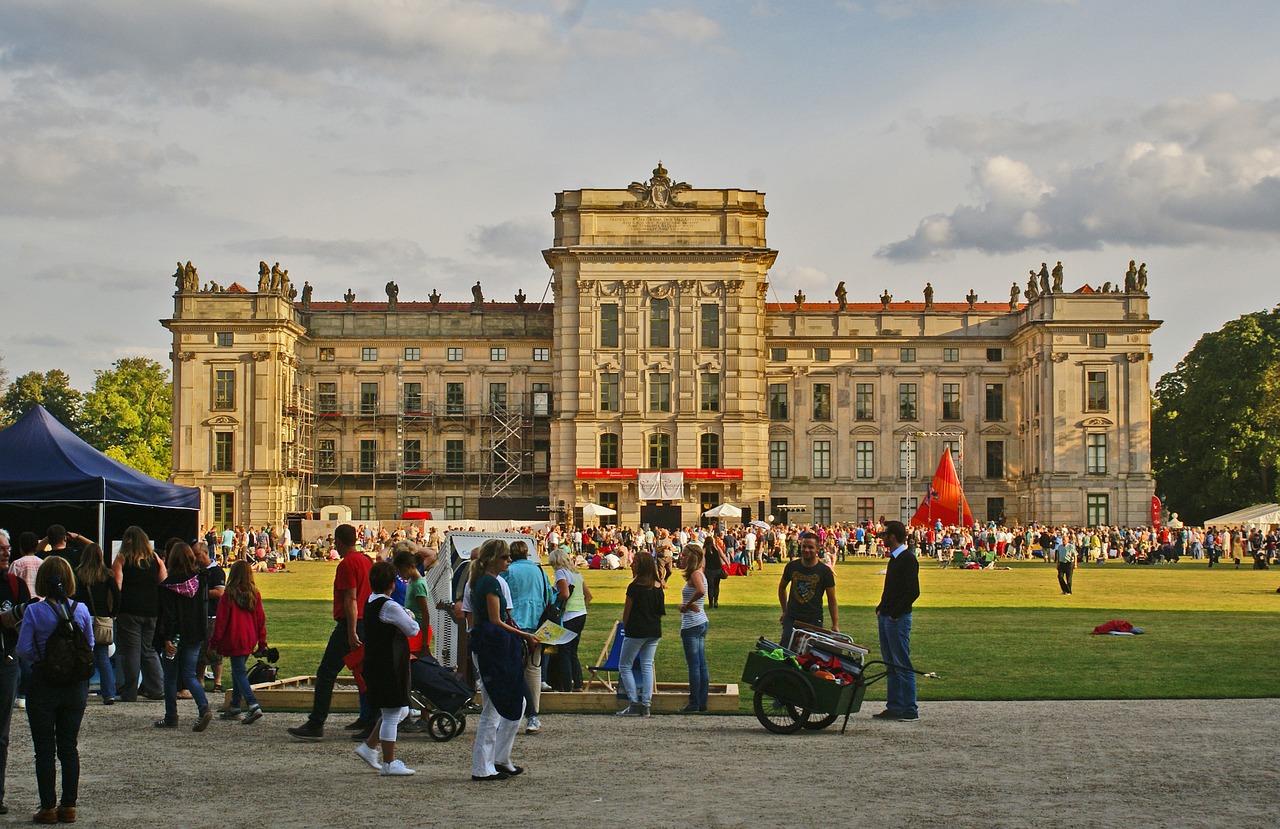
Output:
[699,433,720,469]
[647,433,671,470]
[599,433,620,468]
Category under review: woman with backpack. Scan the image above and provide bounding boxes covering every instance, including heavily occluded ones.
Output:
[209,560,267,724]
[73,544,119,705]
[17,556,93,824]
[153,542,213,732]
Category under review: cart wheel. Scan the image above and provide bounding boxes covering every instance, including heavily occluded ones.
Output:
[752,669,814,734]
[801,710,839,730]
[427,711,459,742]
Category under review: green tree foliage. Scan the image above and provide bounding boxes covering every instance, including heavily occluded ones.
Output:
[1152,306,1280,524]
[81,358,172,479]
[0,369,83,432]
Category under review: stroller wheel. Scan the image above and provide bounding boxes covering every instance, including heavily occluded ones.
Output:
[427,711,460,742]
[455,714,466,736]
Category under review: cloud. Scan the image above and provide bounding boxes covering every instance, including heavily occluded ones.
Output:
[627,8,723,44]
[223,237,447,273]
[469,217,546,260]
[0,0,571,104]
[36,263,154,292]
[879,94,1280,260]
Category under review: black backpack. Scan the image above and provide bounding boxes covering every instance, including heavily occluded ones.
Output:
[35,600,95,686]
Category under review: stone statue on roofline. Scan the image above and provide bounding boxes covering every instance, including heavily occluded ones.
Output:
[1010,282,1020,309]
[471,281,484,308]
[344,288,355,308]
[880,289,892,310]
[1025,272,1039,301]
[794,289,805,306]
[1052,261,1064,293]
[835,281,847,311]
[301,281,312,308]
[258,261,271,292]
[1124,260,1137,292]
[1038,262,1051,295]
[1136,262,1148,292]
[966,289,978,310]
[386,280,399,309]
[923,282,934,308]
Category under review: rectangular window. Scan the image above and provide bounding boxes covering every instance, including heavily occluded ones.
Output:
[899,440,918,479]
[1086,370,1108,411]
[856,383,875,421]
[404,382,422,413]
[319,347,335,362]
[404,439,422,472]
[404,347,420,362]
[856,497,875,525]
[699,434,720,469]
[648,433,671,469]
[213,432,233,472]
[943,347,959,363]
[985,440,1005,479]
[445,440,465,474]
[768,383,789,420]
[1088,333,1107,349]
[362,347,377,362]
[318,439,335,472]
[649,298,670,348]
[812,441,831,479]
[213,369,235,410]
[900,497,918,524]
[216,332,233,348]
[533,348,550,362]
[986,348,1003,362]
[700,304,719,348]
[812,384,831,421]
[1087,493,1110,527]
[444,496,463,520]
[447,347,463,362]
[942,440,961,469]
[814,497,832,525]
[360,382,379,415]
[403,496,420,509]
[770,348,787,362]
[600,304,620,348]
[531,383,551,417]
[599,372,620,413]
[445,383,465,416]
[599,434,620,468]
[813,348,830,362]
[359,439,378,473]
[358,496,376,521]
[490,347,506,362]
[942,382,962,420]
[700,373,720,412]
[898,383,918,420]
[985,383,1005,421]
[900,347,916,363]
[318,382,337,414]
[987,497,1006,524]
[769,441,788,479]
[212,492,234,528]
[856,347,873,363]
[856,441,874,479]
[489,383,507,413]
[649,372,671,412]
[1087,433,1108,474]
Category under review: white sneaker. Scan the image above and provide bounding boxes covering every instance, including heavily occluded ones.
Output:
[15,697,24,710]
[354,743,381,770]
[525,716,540,733]
[381,759,416,776]
[540,681,552,691]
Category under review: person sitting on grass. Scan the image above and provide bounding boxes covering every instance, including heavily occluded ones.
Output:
[355,561,420,776]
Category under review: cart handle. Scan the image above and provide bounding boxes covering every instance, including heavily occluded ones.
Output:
[861,659,940,679]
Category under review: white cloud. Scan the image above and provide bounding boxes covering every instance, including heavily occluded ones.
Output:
[880,94,1280,260]
[470,217,546,260]
[627,8,723,44]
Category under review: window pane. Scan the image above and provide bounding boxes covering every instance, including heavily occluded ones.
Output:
[942,383,961,420]
[856,441,874,479]
[318,382,337,414]
[318,439,335,472]
[599,433,620,468]
[812,441,831,479]
[447,347,463,361]
[446,383,465,415]
[856,348,873,362]
[489,383,507,412]
[700,304,719,348]
[214,432,233,472]
[404,347,420,361]
[856,497,875,524]
[648,433,671,469]
[600,372,620,412]
[769,441,788,478]
[649,372,671,412]
[943,348,958,362]
[900,348,916,362]
[649,299,670,348]
[600,304,620,348]
[985,383,1004,421]
[856,383,874,420]
[214,369,235,409]
[814,497,832,526]
[768,384,789,419]
[898,383,917,420]
[699,434,720,469]
[360,439,377,472]
[813,384,831,421]
[360,382,378,415]
[985,441,1005,479]
[404,382,421,413]
[404,439,422,472]
[700,373,720,412]
[1087,493,1109,526]
[1087,433,1107,474]
[1087,371,1108,411]
[445,496,463,520]
[446,440,465,473]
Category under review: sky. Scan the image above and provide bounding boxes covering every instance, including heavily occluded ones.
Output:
[2,0,1278,389]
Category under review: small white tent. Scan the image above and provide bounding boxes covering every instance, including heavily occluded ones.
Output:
[1203,503,1280,528]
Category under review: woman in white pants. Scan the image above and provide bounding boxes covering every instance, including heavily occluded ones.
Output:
[467,540,538,781]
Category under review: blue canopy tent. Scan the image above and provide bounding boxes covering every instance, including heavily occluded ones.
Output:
[0,405,200,546]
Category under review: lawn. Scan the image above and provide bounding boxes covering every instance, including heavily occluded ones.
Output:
[256,558,1280,707]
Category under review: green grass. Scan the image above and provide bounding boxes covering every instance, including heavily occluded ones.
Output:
[256,558,1280,708]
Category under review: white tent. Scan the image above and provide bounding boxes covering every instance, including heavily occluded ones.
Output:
[703,503,743,519]
[1203,503,1280,528]
[580,502,617,519]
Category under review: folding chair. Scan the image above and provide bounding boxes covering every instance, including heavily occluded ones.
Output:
[586,621,624,691]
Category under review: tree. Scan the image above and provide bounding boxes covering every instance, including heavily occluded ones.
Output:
[1152,305,1280,524]
[81,358,172,480]
[0,369,83,432]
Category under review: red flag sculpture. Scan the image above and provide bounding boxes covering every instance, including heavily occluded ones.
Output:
[909,447,973,527]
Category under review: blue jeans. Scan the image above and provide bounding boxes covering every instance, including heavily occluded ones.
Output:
[307,620,370,726]
[228,655,260,710]
[162,639,209,722]
[877,612,916,716]
[93,643,115,701]
[618,636,659,706]
[680,623,709,710]
[25,677,87,809]
[0,656,18,803]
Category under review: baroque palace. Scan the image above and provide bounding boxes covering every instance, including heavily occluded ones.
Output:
[163,164,1160,531]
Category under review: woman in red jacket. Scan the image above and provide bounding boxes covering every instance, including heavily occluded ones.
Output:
[209,561,268,724]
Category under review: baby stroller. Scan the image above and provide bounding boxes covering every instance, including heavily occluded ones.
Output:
[407,653,478,742]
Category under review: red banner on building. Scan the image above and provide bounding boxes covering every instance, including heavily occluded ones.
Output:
[1151,496,1162,532]
[682,468,744,480]
[576,468,638,480]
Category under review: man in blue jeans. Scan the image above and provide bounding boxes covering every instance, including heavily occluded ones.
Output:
[873,521,920,722]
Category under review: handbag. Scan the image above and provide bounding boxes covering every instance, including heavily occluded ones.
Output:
[86,584,114,646]
[537,582,573,627]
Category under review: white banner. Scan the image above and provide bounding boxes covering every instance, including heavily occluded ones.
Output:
[660,471,684,500]
[638,471,663,501]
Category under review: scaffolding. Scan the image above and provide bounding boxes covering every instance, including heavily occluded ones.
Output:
[282,384,315,512]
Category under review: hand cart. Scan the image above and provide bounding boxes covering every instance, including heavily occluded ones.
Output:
[741,622,938,734]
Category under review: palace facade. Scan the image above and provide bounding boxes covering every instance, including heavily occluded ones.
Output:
[163,165,1160,531]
